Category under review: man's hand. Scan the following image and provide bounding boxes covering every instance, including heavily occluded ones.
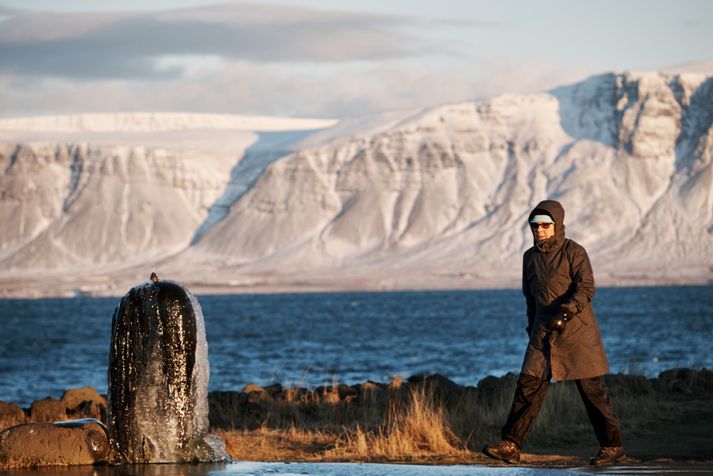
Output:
[548,307,573,333]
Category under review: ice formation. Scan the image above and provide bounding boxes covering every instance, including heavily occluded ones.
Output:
[108,274,228,463]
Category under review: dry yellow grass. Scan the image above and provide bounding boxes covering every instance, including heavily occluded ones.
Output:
[209,371,713,463]
[212,382,468,462]
[3,370,710,467]
[330,386,466,459]
[215,426,337,462]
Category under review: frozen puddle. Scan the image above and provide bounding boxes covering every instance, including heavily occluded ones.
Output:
[0,463,573,476]
[2,462,711,476]
[210,462,713,475]
[217,462,569,475]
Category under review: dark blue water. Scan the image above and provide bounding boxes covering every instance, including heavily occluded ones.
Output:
[1,286,711,407]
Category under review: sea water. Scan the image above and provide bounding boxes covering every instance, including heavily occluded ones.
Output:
[1,285,711,407]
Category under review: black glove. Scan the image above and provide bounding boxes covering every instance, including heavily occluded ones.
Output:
[548,307,573,333]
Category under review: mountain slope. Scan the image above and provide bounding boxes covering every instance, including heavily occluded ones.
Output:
[0,114,335,276]
[0,73,711,296]
[176,71,713,287]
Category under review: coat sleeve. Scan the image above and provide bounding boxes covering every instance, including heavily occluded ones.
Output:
[522,252,535,328]
[563,242,596,313]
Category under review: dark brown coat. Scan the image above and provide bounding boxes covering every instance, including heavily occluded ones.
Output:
[520,200,609,381]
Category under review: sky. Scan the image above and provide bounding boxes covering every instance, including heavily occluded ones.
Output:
[0,0,711,119]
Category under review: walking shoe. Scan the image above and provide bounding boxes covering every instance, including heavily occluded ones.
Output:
[482,439,520,463]
[590,446,625,465]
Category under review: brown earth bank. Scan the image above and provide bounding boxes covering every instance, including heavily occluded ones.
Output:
[1,368,712,469]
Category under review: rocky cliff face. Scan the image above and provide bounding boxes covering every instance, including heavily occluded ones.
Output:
[0,142,235,271]
[0,72,711,295]
[183,71,713,286]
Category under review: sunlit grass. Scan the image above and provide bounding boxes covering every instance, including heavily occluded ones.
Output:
[1,369,710,465]
[208,371,709,462]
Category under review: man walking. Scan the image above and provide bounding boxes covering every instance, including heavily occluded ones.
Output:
[482,200,624,466]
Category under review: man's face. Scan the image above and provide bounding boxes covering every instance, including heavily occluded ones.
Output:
[530,221,555,242]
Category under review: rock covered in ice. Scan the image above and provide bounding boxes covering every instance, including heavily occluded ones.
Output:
[108,273,229,463]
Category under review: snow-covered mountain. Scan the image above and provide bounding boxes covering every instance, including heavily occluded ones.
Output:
[1,72,711,297]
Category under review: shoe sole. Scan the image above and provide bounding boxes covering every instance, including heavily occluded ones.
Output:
[482,448,519,464]
[590,454,625,466]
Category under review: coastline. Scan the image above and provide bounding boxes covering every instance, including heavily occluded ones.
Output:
[0,273,710,299]
[2,369,712,469]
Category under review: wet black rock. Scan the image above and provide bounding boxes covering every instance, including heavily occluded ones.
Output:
[656,368,713,394]
[352,381,389,403]
[476,372,518,407]
[314,384,355,403]
[336,384,359,402]
[603,373,654,395]
[207,391,243,429]
[242,384,272,404]
[408,373,466,403]
[264,384,284,400]
[108,276,229,463]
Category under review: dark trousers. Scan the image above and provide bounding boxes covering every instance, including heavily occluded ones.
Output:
[501,373,622,448]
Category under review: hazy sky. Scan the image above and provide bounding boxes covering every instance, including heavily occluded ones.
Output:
[1,0,711,118]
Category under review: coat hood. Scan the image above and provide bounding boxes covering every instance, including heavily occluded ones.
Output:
[528,200,566,252]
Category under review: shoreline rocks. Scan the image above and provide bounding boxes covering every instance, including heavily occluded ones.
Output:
[2,367,712,467]
[2,367,712,432]
[0,418,109,468]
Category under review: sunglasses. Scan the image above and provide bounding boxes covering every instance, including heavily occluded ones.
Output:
[530,222,553,230]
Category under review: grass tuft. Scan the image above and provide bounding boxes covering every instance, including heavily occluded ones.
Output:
[330,385,465,458]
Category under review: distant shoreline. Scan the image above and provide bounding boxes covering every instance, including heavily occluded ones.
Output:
[1,274,711,299]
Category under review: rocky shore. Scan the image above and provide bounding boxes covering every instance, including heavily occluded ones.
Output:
[2,368,713,467]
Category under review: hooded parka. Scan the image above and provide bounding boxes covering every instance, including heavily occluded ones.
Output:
[520,200,609,381]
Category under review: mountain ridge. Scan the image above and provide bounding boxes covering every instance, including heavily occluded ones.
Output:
[0,112,337,133]
[1,70,711,297]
